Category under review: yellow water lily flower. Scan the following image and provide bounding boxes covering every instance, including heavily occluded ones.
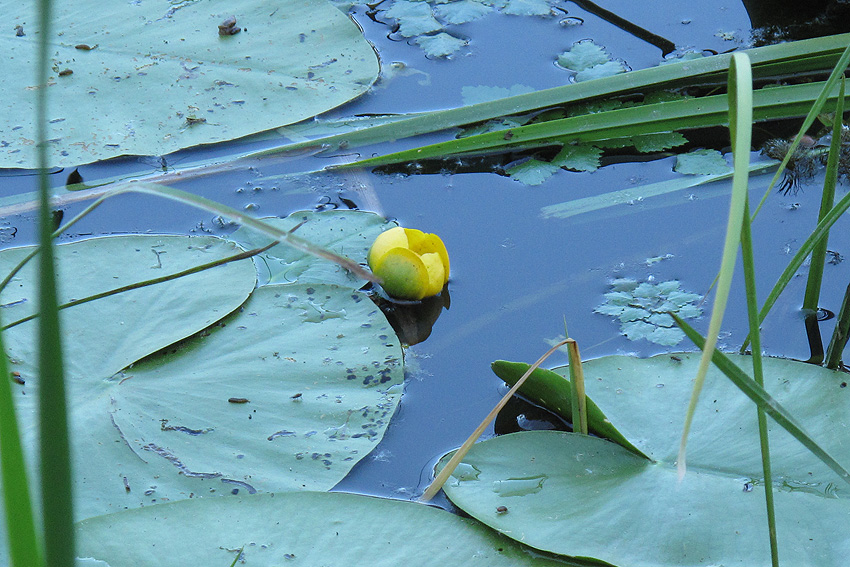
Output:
[368,226,450,301]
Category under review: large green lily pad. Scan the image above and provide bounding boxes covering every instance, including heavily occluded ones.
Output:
[231,210,394,288]
[5,0,379,168]
[442,353,850,566]
[75,491,579,566]
[0,231,403,552]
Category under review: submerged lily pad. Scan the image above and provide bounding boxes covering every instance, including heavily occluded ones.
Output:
[557,40,626,82]
[0,232,403,548]
[5,0,379,168]
[415,32,469,58]
[675,149,732,175]
[444,354,850,566]
[595,278,702,346]
[76,491,574,566]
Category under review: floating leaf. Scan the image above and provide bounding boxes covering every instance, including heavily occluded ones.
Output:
[385,1,443,37]
[4,0,380,168]
[0,231,404,554]
[444,354,850,566]
[631,132,689,152]
[557,40,610,71]
[415,32,469,58]
[501,0,552,16]
[505,159,561,185]
[433,0,492,24]
[551,145,603,171]
[675,149,732,175]
[76,491,572,566]
[595,279,703,345]
[575,60,627,82]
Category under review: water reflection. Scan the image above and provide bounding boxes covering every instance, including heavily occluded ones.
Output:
[370,285,450,346]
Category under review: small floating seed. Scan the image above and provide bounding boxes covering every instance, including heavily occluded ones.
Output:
[58,69,73,77]
[496,506,508,514]
[228,397,250,404]
[75,44,96,50]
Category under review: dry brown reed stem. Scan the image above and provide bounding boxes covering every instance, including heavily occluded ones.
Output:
[419,338,572,502]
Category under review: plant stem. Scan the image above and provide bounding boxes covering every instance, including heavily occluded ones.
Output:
[419,339,570,502]
[801,77,844,362]
[825,282,850,370]
[740,197,779,567]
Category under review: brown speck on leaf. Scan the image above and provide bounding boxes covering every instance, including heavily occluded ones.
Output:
[218,16,242,36]
[503,130,514,140]
[58,68,73,77]
[75,44,97,50]
[123,476,131,492]
[228,397,250,404]
[11,371,24,385]
[15,25,24,36]
[496,505,508,514]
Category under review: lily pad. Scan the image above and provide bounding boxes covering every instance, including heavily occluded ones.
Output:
[444,353,850,566]
[0,234,257,377]
[0,235,403,546]
[675,149,732,175]
[5,0,380,168]
[75,491,577,567]
[230,210,393,287]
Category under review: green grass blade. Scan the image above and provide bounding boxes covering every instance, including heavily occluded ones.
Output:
[0,329,42,566]
[540,159,776,220]
[337,80,840,170]
[0,182,379,298]
[674,314,850,488]
[245,34,850,161]
[36,0,74,563]
[802,77,844,315]
[739,197,778,567]
[678,52,752,479]
[739,186,850,353]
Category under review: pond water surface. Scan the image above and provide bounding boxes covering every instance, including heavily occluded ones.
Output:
[3,0,850,505]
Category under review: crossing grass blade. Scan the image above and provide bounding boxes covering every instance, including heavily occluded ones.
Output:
[677,52,752,480]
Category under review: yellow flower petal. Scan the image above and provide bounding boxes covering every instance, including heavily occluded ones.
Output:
[419,252,447,297]
[405,230,450,283]
[371,247,429,301]
[368,227,409,270]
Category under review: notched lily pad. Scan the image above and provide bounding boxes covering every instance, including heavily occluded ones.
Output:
[446,354,850,567]
[0,225,404,549]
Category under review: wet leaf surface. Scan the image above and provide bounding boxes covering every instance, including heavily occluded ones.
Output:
[4,0,379,167]
[444,354,850,566]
